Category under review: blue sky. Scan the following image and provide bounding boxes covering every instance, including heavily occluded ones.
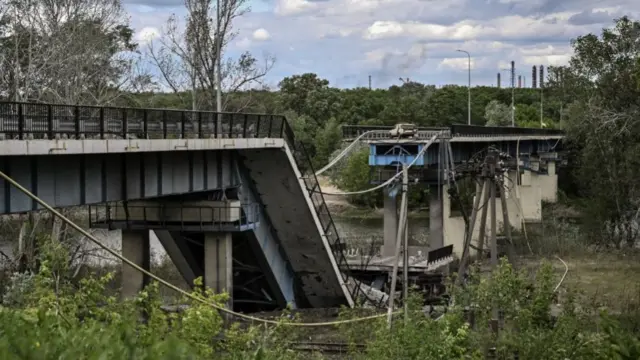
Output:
[123,0,640,89]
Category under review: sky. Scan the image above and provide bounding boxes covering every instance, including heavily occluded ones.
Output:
[123,0,640,89]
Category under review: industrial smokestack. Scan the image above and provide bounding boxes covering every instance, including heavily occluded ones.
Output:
[497,73,501,88]
[532,66,537,88]
[510,61,515,89]
[539,65,544,88]
[518,75,522,88]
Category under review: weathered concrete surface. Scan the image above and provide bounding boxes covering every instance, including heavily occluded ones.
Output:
[121,230,150,300]
[0,138,285,156]
[238,146,351,308]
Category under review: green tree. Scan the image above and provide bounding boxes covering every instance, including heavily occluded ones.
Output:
[278,73,330,119]
[337,148,379,207]
[561,16,640,247]
[484,100,511,126]
[313,118,342,168]
[0,0,138,104]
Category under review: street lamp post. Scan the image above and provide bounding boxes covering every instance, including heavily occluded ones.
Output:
[456,50,471,125]
[215,0,223,138]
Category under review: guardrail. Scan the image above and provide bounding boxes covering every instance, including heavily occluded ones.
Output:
[0,100,366,303]
[449,124,564,136]
[282,121,362,301]
[341,124,565,141]
[341,125,448,140]
[0,102,285,140]
[89,202,261,231]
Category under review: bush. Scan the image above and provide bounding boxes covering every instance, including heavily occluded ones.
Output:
[1,233,639,359]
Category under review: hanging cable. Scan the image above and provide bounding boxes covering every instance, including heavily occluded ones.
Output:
[0,169,418,327]
[313,132,443,196]
[314,130,384,176]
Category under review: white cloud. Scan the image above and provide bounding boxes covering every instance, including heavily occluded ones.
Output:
[124,0,640,88]
[274,0,317,16]
[438,57,476,71]
[134,26,160,44]
[252,28,271,41]
[522,54,572,66]
[363,13,596,42]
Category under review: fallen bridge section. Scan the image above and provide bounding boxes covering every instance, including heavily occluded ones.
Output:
[239,146,353,308]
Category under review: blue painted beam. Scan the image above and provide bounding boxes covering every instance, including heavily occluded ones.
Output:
[368,138,563,167]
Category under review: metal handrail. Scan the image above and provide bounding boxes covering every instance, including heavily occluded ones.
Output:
[0,102,286,140]
[341,124,565,141]
[0,101,361,303]
[281,121,361,301]
[88,202,261,231]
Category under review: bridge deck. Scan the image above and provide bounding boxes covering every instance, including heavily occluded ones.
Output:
[341,124,564,142]
[0,101,565,309]
[0,101,358,309]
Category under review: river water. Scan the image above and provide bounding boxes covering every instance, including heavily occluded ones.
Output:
[0,216,430,268]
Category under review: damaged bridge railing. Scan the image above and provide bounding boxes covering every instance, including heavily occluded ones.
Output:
[281,121,362,304]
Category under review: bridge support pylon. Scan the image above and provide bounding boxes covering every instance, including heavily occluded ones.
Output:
[204,232,233,306]
[429,185,444,249]
[382,187,398,257]
[121,230,151,300]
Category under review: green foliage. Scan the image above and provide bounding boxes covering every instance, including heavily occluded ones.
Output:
[313,118,342,169]
[484,100,511,126]
[560,16,640,247]
[1,232,640,359]
[337,148,379,207]
[335,259,640,360]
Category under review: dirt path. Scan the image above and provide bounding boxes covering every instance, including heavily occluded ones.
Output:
[317,176,356,213]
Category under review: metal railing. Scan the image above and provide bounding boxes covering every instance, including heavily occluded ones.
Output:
[342,124,565,141]
[0,102,286,140]
[88,202,261,231]
[341,124,448,140]
[0,100,362,303]
[449,124,565,137]
[282,121,361,302]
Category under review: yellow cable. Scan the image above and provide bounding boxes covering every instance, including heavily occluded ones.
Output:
[0,170,401,327]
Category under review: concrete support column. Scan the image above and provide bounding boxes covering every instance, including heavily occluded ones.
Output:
[382,190,398,257]
[121,230,150,300]
[204,233,233,304]
[535,160,558,203]
[429,185,444,249]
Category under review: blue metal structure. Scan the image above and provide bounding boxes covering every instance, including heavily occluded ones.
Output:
[369,143,426,166]
[345,124,565,169]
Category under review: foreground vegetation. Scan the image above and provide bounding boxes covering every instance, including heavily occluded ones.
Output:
[0,233,639,360]
[2,1,640,357]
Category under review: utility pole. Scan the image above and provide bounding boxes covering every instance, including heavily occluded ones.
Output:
[387,163,409,328]
[403,178,409,320]
[510,61,515,127]
[540,86,544,128]
[215,0,223,138]
[539,65,545,128]
[457,49,471,125]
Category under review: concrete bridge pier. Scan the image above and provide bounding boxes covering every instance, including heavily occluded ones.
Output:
[429,185,444,249]
[382,187,398,257]
[204,232,233,306]
[121,230,151,300]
